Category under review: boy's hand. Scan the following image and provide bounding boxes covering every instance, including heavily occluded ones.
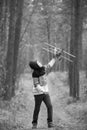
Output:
[53,47,62,59]
[56,51,62,58]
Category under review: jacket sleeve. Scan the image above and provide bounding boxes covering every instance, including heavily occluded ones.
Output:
[48,58,56,67]
[45,58,56,74]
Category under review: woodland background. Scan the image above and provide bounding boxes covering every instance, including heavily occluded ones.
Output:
[1,0,87,100]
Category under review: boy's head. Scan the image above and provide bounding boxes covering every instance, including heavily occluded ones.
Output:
[29,60,45,77]
[29,60,43,70]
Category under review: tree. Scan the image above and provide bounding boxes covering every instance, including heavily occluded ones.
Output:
[12,0,24,96]
[69,0,83,99]
[4,0,24,100]
[4,0,17,100]
[0,0,6,96]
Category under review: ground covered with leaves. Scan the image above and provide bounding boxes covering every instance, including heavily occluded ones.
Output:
[0,72,87,130]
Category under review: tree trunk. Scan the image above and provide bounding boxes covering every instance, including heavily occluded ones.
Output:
[12,0,24,96]
[4,0,24,100]
[46,16,52,61]
[77,0,83,70]
[4,0,16,100]
[69,0,83,99]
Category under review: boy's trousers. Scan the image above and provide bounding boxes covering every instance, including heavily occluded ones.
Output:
[32,93,53,124]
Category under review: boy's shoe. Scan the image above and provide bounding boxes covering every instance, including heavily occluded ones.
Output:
[32,123,37,129]
[48,122,55,128]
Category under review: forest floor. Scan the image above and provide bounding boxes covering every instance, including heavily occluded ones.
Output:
[0,72,87,130]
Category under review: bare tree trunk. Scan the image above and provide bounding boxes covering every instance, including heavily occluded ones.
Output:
[84,48,87,78]
[0,0,5,96]
[46,16,52,61]
[12,0,24,96]
[0,0,9,94]
[69,0,83,99]
[4,0,16,100]
[76,0,83,70]
[4,0,24,100]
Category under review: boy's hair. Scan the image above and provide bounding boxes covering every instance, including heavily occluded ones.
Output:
[29,61,41,70]
[29,61,45,77]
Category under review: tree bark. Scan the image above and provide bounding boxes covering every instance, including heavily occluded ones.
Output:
[12,0,24,96]
[4,0,24,100]
[4,0,16,100]
[46,16,52,61]
[69,0,83,99]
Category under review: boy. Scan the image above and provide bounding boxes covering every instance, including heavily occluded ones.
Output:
[29,51,61,128]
